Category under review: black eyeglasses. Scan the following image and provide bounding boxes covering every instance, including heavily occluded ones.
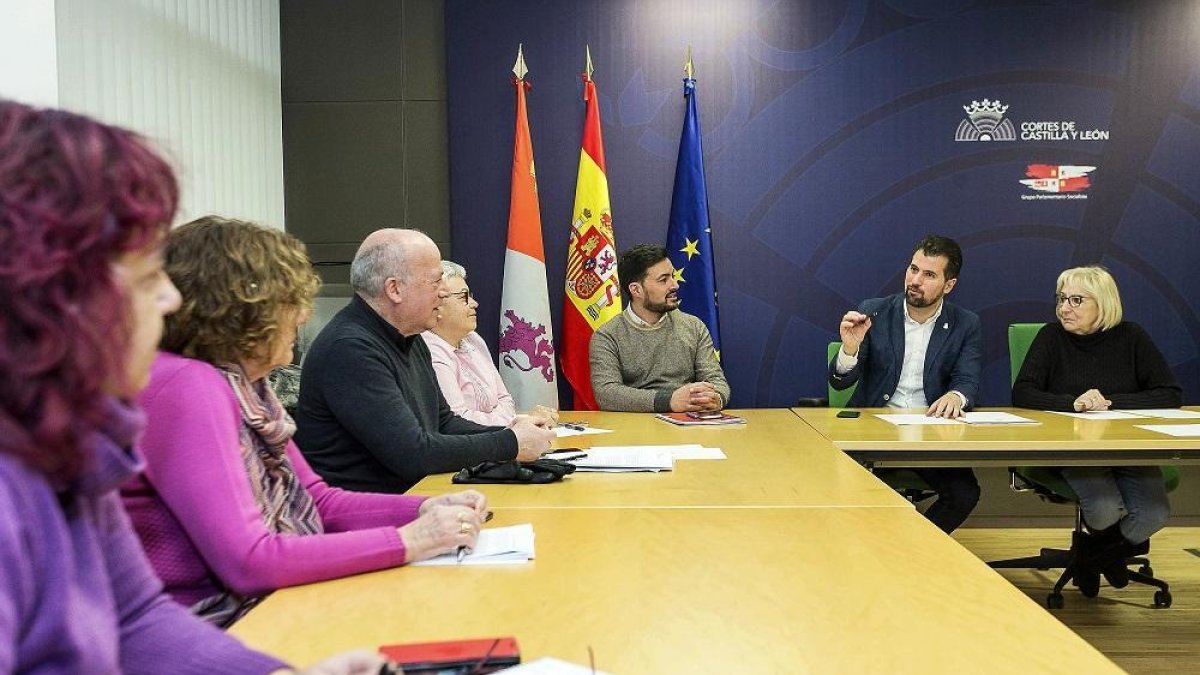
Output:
[449,288,472,304]
[1055,293,1089,308]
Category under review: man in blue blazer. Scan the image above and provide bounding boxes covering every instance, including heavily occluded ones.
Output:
[828,235,982,533]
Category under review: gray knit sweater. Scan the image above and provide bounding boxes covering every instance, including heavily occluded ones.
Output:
[588,309,731,412]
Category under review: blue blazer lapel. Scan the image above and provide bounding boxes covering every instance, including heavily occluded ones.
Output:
[924,304,952,379]
[888,295,905,375]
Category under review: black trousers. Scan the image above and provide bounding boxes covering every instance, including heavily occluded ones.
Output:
[911,467,981,534]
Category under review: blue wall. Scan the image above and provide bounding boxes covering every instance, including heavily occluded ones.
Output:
[446,0,1200,408]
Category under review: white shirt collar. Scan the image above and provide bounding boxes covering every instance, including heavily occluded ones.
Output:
[902,298,944,326]
[625,305,669,329]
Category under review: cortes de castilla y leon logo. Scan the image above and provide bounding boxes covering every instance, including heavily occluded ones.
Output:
[955,99,1016,142]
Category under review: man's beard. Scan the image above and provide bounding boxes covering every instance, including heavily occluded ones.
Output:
[645,296,679,314]
[905,287,938,309]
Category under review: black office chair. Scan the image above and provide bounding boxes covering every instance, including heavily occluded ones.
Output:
[800,342,936,505]
[987,323,1174,609]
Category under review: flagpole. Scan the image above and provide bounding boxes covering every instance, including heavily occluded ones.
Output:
[561,46,620,409]
[666,47,722,358]
[498,43,559,410]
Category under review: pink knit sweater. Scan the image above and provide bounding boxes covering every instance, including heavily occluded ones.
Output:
[122,352,426,607]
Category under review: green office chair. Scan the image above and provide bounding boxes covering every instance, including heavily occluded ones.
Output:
[795,342,935,500]
[988,323,1175,608]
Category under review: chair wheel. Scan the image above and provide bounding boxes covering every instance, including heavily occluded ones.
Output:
[1154,590,1172,608]
[1047,593,1065,609]
[1139,564,1153,576]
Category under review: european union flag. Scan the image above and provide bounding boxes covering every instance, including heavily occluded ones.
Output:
[665,74,721,355]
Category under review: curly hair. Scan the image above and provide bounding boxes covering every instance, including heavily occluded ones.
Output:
[0,101,178,483]
[161,216,320,366]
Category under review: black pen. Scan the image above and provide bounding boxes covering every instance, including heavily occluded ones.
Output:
[560,422,588,431]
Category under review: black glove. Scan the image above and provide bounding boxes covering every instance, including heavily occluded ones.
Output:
[452,458,576,484]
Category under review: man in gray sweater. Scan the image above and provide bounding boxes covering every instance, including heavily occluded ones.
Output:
[589,244,730,412]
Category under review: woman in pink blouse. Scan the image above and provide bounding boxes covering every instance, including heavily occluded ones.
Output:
[423,261,557,426]
[122,217,489,626]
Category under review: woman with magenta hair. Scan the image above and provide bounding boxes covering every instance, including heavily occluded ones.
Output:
[0,101,380,674]
[122,216,489,625]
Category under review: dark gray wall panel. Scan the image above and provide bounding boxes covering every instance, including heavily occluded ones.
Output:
[402,0,446,101]
[281,0,403,102]
[402,100,450,237]
[283,101,406,248]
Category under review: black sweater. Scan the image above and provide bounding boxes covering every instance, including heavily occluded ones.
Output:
[1012,321,1182,412]
[295,295,517,493]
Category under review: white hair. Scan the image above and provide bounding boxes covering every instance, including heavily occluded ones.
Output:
[440,260,467,281]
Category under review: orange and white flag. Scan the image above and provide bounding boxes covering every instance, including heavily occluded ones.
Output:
[498,45,558,410]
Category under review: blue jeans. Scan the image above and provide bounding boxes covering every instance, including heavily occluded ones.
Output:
[1061,466,1170,544]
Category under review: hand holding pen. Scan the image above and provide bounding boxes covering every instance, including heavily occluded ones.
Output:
[839,310,875,356]
[397,503,482,563]
[456,509,495,563]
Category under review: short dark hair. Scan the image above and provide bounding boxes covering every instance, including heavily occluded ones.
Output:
[618,244,669,298]
[913,235,963,280]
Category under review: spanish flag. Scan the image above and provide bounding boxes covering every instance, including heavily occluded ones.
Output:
[498,45,558,410]
[561,47,620,410]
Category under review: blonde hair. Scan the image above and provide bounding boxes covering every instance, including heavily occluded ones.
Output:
[1056,265,1122,331]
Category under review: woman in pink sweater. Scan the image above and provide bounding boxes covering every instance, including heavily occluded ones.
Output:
[121,216,488,626]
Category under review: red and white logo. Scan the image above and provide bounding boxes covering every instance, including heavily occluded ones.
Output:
[1020,164,1094,193]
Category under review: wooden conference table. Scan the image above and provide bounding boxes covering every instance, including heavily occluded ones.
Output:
[794,406,1200,468]
[231,507,1119,674]
[410,409,910,509]
[231,409,1122,673]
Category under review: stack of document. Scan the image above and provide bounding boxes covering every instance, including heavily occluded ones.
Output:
[412,524,535,566]
[568,446,675,472]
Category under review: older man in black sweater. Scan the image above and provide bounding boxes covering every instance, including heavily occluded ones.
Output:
[296,229,553,493]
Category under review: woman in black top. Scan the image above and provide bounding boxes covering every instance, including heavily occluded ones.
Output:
[1013,266,1181,590]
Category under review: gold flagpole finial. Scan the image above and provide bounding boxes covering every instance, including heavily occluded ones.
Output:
[585,45,594,80]
[513,43,528,80]
[685,45,694,80]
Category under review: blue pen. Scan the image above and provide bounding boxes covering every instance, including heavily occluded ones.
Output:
[560,422,587,431]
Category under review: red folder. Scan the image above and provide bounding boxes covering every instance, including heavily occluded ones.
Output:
[378,637,519,673]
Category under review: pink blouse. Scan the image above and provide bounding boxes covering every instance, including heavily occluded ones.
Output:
[421,331,517,426]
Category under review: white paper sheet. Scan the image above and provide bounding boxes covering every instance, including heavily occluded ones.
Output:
[411,524,535,566]
[670,446,727,460]
[959,412,1039,425]
[499,657,612,675]
[1135,424,1200,438]
[874,414,961,426]
[554,425,614,438]
[1045,410,1144,420]
[1119,409,1200,420]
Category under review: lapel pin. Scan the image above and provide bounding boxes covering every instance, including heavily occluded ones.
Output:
[942,322,949,330]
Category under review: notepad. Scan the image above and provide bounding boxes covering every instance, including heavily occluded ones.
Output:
[411,524,535,566]
[655,412,746,426]
[959,412,1038,425]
